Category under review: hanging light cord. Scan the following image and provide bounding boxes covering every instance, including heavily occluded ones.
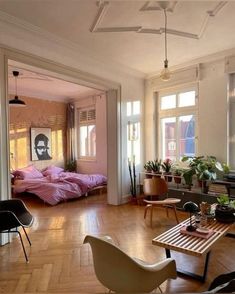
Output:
[15,74,18,96]
[164,8,168,62]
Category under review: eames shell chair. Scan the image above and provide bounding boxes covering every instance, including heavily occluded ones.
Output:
[143,177,181,226]
[83,234,177,293]
[0,199,34,262]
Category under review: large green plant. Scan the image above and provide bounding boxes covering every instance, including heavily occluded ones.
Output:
[181,155,228,188]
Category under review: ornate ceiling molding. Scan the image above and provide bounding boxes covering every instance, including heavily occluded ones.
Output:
[91,1,228,40]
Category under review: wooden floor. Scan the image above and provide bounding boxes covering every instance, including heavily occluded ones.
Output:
[0,193,234,293]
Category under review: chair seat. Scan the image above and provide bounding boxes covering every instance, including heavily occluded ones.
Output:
[144,198,181,205]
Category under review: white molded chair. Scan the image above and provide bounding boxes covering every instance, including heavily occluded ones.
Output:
[83,235,177,293]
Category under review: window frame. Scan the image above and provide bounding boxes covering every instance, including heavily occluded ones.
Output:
[77,107,96,161]
[158,85,198,162]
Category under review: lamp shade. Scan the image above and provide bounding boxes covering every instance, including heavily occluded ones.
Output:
[183,201,199,213]
[9,95,26,107]
[9,70,26,107]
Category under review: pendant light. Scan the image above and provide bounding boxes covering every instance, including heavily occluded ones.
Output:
[160,8,171,81]
[9,71,26,107]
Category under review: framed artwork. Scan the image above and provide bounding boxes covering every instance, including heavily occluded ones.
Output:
[30,127,52,161]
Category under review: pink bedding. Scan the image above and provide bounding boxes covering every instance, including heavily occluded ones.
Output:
[14,172,107,205]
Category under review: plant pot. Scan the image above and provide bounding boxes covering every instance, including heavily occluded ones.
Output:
[174,176,182,184]
[144,170,152,178]
[152,172,161,178]
[215,205,235,223]
[164,172,172,182]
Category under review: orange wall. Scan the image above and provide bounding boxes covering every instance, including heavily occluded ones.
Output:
[9,96,67,171]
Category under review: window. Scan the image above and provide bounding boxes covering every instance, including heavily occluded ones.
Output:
[159,88,197,162]
[127,101,141,165]
[78,108,96,159]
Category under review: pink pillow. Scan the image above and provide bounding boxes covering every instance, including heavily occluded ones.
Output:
[42,165,64,176]
[13,165,43,180]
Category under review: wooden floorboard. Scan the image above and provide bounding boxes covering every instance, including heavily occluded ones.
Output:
[0,193,235,293]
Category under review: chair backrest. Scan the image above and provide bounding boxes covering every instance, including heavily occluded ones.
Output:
[84,235,175,293]
[143,177,168,197]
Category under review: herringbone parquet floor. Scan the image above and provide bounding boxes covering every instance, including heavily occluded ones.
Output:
[0,192,234,293]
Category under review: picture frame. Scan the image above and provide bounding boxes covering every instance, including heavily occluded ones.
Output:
[30,127,52,161]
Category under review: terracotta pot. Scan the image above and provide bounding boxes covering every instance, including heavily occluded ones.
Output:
[164,172,172,182]
[174,176,182,184]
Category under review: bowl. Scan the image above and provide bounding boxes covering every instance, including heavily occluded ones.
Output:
[196,227,210,234]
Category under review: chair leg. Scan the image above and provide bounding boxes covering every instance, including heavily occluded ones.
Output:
[150,205,153,227]
[165,206,169,218]
[173,205,179,224]
[22,227,32,246]
[17,230,29,263]
[144,204,151,219]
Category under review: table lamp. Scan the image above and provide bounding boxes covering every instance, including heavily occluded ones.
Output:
[183,201,199,232]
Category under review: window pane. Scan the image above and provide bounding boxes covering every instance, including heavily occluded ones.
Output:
[80,126,87,156]
[179,115,195,158]
[161,117,176,161]
[133,101,140,115]
[88,125,96,157]
[127,102,131,116]
[179,91,196,107]
[161,95,176,110]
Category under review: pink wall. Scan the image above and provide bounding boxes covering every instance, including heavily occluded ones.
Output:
[9,95,67,171]
[75,94,107,176]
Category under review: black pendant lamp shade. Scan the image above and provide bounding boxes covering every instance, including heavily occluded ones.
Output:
[9,71,26,107]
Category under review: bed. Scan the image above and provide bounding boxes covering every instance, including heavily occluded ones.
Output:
[13,165,107,205]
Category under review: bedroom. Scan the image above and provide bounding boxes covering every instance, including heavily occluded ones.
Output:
[8,60,108,206]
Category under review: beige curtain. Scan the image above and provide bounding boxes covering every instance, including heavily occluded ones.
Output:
[66,103,75,163]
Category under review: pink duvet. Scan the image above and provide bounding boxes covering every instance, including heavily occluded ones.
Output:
[14,172,107,205]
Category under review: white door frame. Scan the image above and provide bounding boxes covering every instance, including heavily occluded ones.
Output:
[0,47,122,244]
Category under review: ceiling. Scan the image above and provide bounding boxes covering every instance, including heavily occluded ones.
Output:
[8,61,103,102]
[1,1,235,75]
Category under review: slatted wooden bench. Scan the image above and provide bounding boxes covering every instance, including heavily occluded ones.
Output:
[152,217,233,282]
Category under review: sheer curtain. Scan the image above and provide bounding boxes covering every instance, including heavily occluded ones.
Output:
[66,103,75,163]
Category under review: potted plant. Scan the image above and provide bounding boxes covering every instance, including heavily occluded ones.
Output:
[65,159,77,172]
[162,158,173,182]
[215,194,235,223]
[144,161,153,178]
[149,159,162,177]
[173,168,182,184]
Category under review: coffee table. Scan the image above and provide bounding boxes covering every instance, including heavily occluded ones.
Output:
[152,217,233,282]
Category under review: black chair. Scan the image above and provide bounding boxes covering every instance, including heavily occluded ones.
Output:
[0,199,34,262]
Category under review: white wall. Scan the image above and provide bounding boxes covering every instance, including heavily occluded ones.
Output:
[145,58,230,164]
[75,94,107,176]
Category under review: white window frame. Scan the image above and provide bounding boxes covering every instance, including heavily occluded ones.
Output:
[158,84,198,162]
[77,107,96,160]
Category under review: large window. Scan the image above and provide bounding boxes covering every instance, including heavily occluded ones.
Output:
[78,108,96,159]
[159,88,197,162]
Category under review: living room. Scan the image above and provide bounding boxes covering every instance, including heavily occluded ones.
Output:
[0,1,235,293]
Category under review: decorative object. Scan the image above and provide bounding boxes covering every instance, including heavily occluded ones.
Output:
[9,71,26,106]
[160,7,171,81]
[183,201,199,232]
[30,127,52,161]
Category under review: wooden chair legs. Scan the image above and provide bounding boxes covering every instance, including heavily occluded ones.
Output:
[144,204,179,226]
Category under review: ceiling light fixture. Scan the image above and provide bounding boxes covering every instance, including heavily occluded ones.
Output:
[9,71,26,107]
[160,8,171,81]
